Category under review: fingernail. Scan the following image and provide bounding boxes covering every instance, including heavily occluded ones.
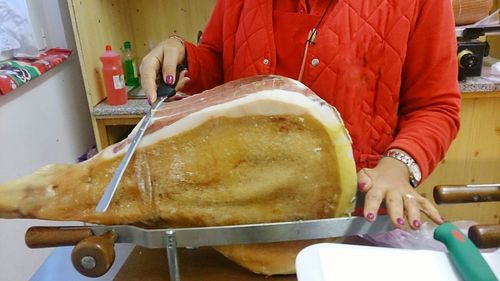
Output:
[412,219,421,228]
[166,75,175,85]
[397,218,405,226]
[358,182,367,191]
[366,212,375,221]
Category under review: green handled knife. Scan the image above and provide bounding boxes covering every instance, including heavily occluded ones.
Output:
[434,223,498,281]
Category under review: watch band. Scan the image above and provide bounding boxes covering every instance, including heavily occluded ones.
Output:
[384,150,422,187]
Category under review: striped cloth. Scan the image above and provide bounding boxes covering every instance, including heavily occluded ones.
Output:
[0,48,72,95]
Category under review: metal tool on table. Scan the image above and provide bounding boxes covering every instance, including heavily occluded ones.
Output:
[434,184,500,249]
[434,184,500,204]
[95,75,179,213]
[25,215,393,279]
[433,184,500,281]
[434,223,498,281]
[455,25,500,80]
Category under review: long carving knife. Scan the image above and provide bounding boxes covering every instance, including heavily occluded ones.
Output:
[96,80,176,212]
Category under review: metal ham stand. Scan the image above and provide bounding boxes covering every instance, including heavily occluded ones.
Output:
[25,216,393,280]
[24,184,499,280]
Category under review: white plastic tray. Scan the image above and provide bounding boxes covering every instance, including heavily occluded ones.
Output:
[296,243,500,281]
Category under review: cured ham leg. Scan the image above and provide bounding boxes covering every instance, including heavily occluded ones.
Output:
[0,75,357,275]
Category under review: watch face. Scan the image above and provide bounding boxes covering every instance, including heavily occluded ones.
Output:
[409,163,422,182]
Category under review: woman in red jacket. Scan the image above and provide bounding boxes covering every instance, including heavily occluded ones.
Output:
[140,0,461,230]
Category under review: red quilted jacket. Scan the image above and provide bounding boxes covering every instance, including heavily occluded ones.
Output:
[183,0,461,181]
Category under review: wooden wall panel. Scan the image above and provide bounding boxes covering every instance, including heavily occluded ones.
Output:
[127,0,216,60]
[68,0,133,106]
[486,0,500,59]
[68,0,215,148]
[419,95,500,224]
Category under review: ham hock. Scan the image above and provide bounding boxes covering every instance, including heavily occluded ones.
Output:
[0,75,357,275]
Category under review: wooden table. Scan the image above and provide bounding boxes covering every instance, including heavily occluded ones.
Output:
[114,236,374,280]
[115,246,297,281]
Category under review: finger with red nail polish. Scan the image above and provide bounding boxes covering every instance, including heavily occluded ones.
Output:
[412,219,421,229]
[356,169,372,192]
[363,188,383,225]
[403,192,422,230]
[165,74,175,85]
[366,212,376,222]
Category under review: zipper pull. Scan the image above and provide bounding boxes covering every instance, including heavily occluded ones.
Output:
[307,28,318,45]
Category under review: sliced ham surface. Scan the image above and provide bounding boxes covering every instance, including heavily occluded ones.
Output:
[0,75,357,275]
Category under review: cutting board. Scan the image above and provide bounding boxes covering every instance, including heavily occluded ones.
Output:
[296,243,500,281]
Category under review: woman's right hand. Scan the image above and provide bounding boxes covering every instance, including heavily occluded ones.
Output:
[139,37,190,104]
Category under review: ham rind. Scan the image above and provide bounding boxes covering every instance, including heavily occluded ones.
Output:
[0,75,357,275]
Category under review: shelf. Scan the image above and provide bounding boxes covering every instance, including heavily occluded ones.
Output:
[460,61,500,94]
[0,48,72,95]
[93,99,149,117]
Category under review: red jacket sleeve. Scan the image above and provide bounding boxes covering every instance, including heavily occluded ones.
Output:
[387,0,461,181]
[182,0,225,94]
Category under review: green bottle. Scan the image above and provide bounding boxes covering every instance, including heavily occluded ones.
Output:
[122,41,140,88]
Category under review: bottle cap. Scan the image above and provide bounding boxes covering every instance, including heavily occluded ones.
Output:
[124,41,132,49]
[105,45,112,51]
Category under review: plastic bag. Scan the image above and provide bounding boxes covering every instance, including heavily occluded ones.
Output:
[362,221,496,253]
[0,0,38,59]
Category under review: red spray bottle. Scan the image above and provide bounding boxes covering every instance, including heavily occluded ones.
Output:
[100,45,128,105]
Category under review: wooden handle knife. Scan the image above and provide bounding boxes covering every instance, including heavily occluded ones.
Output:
[468,224,500,249]
[433,184,500,204]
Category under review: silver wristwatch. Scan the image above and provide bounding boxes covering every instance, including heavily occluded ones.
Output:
[384,150,422,187]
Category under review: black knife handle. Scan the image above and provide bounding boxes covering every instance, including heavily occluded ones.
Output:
[157,79,176,98]
[156,62,187,98]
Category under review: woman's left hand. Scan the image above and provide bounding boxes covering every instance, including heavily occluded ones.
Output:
[357,156,444,229]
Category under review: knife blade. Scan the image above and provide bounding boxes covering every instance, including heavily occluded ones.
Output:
[95,79,177,213]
